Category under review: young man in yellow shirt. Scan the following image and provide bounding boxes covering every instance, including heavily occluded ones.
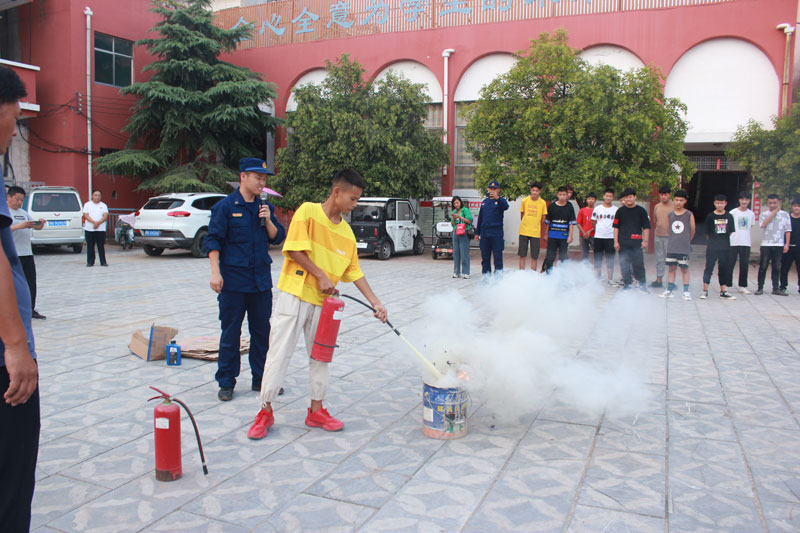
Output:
[518,182,548,271]
[247,169,387,440]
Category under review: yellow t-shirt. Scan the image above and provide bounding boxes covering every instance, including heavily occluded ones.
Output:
[277,202,365,306]
[519,197,547,238]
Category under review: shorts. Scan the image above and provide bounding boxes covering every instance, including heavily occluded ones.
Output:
[665,253,690,268]
[593,238,615,255]
[518,235,541,258]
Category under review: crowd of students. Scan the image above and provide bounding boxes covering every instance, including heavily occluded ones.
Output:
[512,182,800,299]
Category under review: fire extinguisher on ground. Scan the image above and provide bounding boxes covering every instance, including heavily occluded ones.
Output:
[148,386,208,481]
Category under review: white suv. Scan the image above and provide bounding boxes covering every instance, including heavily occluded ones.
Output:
[133,193,225,257]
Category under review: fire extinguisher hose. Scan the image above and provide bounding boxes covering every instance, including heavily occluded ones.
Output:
[340,294,442,379]
[148,386,209,475]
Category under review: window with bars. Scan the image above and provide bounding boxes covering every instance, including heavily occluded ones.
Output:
[454,102,476,190]
[95,33,133,87]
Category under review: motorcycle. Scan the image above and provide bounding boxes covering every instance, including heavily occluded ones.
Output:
[116,213,135,250]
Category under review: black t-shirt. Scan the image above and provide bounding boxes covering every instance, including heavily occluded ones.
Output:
[613,205,651,245]
[704,212,734,251]
[790,215,800,247]
[546,202,576,239]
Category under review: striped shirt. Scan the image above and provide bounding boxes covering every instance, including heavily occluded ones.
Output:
[277,202,364,306]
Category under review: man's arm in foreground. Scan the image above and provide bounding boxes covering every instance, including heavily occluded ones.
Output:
[0,249,37,405]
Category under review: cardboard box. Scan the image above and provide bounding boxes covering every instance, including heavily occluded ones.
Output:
[129,324,179,362]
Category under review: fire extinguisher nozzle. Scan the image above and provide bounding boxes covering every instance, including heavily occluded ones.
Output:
[202,464,209,475]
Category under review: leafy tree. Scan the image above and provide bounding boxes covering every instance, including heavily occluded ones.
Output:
[727,105,800,202]
[95,0,280,193]
[464,30,694,201]
[274,54,449,208]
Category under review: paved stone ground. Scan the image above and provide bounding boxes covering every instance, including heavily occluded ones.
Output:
[25,243,800,532]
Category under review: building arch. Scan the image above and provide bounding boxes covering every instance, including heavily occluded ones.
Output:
[284,68,328,113]
[453,52,516,102]
[580,44,645,71]
[373,60,443,103]
[664,37,780,143]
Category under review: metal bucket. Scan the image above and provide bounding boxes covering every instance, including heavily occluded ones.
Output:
[422,381,468,439]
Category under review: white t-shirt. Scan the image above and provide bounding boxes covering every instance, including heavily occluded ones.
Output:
[759,209,791,246]
[729,208,755,247]
[83,201,109,232]
[9,207,33,256]
[591,204,618,239]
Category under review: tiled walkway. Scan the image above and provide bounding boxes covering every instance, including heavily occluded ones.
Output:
[26,245,800,532]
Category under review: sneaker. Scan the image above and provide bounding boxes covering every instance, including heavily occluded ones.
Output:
[720,291,737,300]
[31,310,46,320]
[683,292,692,301]
[305,407,344,431]
[218,386,234,401]
[772,289,789,296]
[247,408,274,440]
[738,286,752,294]
[462,274,470,279]
[452,273,460,278]
[613,280,626,287]
[699,290,708,299]
[659,290,674,299]
[638,284,649,294]
[754,288,764,295]
[649,281,663,288]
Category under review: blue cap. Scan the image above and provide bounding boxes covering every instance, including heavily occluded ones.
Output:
[239,158,273,175]
[488,181,501,189]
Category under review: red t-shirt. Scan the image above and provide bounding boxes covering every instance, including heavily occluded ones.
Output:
[577,207,595,236]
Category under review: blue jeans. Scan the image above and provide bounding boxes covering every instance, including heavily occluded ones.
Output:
[452,233,470,276]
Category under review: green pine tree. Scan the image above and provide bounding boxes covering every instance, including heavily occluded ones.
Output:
[465,30,694,201]
[95,0,280,193]
[274,54,449,208]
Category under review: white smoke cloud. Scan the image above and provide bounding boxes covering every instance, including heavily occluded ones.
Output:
[409,262,657,423]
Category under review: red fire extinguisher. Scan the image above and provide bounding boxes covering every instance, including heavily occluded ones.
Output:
[310,296,345,362]
[148,387,208,481]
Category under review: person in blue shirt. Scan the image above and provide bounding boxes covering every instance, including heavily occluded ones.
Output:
[206,158,286,401]
[475,181,509,279]
[0,65,39,533]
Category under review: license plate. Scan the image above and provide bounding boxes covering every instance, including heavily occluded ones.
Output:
[48,220,67,227]
[144,230,160,237]
[356,242,367,249]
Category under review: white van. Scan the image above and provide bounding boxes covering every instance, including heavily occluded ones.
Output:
[25,186,85,253]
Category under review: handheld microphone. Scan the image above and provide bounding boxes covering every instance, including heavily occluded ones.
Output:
[260,194,268,227]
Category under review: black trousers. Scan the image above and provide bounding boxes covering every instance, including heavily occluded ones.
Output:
[729,246,751,288]
[19,255,36,310]
[0,366,40,533]
[780,246,800,290]
[703,248,732,287]
[543,238,569,272]
[619,244,646,286]
[758,246,783,290]
[85,230,107,266]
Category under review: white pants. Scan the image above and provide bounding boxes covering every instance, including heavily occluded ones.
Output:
[259,291,327,406]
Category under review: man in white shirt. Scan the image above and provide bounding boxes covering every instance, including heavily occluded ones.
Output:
[7,186,45,319]
[729,192,756,294]
[755,194,791,295]
[83,189,109,267]
[591,188,619,284]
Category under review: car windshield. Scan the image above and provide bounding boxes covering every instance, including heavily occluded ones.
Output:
[351,204,385,222]
[31,192,81,212]
[143,198,185,210]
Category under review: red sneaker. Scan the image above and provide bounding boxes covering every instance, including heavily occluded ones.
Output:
[305,407,344,431]
[247,408,274,440]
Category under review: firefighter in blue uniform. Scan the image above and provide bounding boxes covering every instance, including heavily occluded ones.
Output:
[206,158,286,401]
[475,181,509,279]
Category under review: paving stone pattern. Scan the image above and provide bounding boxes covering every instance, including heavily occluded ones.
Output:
[26,246,800,532]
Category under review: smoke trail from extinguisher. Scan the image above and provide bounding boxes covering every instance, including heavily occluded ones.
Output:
[410,262,658,423]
